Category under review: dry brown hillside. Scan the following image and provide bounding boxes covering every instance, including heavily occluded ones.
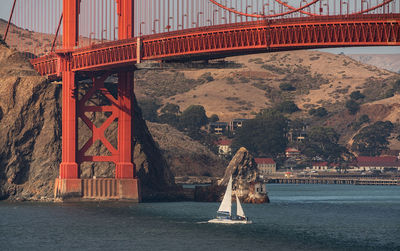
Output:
[135,49,400,149]
[0,19,99,57]
[135,50,399,122]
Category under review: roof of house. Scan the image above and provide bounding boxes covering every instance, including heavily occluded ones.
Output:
[312,162,328,166]
[216,139,232,146]
[255,158,276,165]
[356,156,400,167]
[285,147,300,153]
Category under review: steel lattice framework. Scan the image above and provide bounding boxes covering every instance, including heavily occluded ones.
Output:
[31,14,400,77]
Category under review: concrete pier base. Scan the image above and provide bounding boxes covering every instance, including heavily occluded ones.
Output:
[54,178,141,202]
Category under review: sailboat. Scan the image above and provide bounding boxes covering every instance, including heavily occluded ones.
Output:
[208,175,252,224]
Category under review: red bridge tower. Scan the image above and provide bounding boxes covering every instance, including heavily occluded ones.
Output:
[55,0,140,201]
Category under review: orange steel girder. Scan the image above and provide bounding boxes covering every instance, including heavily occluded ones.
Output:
[32,14,400,77]
[59,0,136,181]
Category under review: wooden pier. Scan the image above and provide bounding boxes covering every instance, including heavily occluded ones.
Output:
[267,177,400,186]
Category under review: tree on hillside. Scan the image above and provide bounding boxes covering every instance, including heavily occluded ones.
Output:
[275,101,300,114]
[309,107,328,117]
[392,79,400,93]
[350,91,365,100]
[179,105,208,131]
[345,99,360,115]
[159,103,181,127]
[138,98,161,122]
[232,109,288,157]
[279,83,296,91]
[209,114,219,123]
[300,127,348,162]
[359,114,370,124]
[351,121,394,156]
[161,103,180,115]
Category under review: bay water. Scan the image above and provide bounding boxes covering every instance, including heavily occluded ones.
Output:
[1,184,399,250]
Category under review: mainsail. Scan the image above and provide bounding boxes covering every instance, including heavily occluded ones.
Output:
[236,193,245,218]
[217,175,232,215]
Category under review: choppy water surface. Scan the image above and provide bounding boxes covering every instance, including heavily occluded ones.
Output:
[1,184,399,250]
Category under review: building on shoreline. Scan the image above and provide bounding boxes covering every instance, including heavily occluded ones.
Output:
[352,156,400,172]
[255,158,276,177]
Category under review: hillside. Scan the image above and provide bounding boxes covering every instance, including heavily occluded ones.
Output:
[0,18,98,57]
[135,50,398,120]
[147,122,226,177]
[135,50,400,148]
[349,54,400,73]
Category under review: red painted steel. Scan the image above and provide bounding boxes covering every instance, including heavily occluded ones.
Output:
[116,0,134,39]
[31,14,400,77]
[77,74,119,164]
[60,69,79,179]
[51,14,63,52]
[115,71,135,179]
[63,0,80,49]
[59,0,80,180]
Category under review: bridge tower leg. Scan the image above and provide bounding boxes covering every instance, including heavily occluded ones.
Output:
[114,0,140,200]
[55,0,140,201]
[55,0,81,199]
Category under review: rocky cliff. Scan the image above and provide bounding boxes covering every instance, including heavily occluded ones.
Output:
[219,147,269,203]
[196,147,269,203]
[0,42,178,201]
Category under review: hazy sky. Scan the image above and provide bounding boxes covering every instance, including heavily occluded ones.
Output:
[1,0,398,54]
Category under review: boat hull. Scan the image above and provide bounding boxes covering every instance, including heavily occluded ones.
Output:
[208,218,252,224]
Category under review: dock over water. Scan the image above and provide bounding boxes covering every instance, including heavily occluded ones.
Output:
[267,177,400,186]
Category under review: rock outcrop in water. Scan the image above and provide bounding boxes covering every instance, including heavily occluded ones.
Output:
[0,42,179,201]
[219,147,269,203]
[195,147,269,203]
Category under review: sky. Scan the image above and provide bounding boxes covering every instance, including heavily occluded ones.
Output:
[1,0,399,54]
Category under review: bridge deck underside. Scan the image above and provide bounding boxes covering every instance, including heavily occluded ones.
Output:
[31,15,400,77]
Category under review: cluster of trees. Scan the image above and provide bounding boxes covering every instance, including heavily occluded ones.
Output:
[232,109,396,163]
[139,95,399,162]
[308,107,328,117]
[138,99,212,133]
[383,79,400,98]
[231,109,288,157]
[345,91,365,115]
[352,121,394,156]
[300,127,349,163]
[138,99,219,151]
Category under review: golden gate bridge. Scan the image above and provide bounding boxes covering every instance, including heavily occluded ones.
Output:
[2,0,399,201]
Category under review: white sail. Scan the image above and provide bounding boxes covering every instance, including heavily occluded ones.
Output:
[236,193,245,218]
[217,176,232,215]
